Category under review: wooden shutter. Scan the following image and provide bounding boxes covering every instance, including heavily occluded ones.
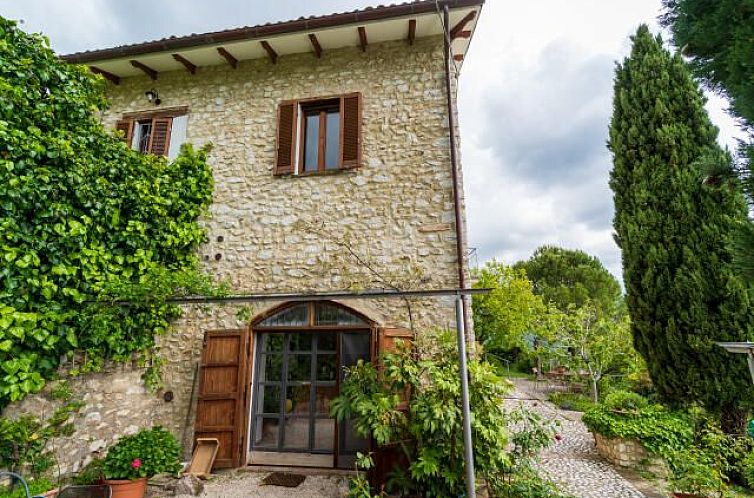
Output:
[378,327,413,354]
[274,101,297,175]
[149,117,172,156]
[373,327,413,489]
[194,329,250,469]
[340,93,362,169]
[115,119,133,146]
[377,327,413,410]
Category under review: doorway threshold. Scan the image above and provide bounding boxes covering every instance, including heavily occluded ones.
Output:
[249,451,333,468]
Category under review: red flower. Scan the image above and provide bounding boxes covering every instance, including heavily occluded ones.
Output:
[554,433,563,442]
[131,458,142,469]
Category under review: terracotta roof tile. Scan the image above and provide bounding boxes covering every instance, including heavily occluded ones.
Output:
[62,0,483,63]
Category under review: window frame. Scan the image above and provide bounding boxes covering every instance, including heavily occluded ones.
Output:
[116,106,188,157]
[274,93,362,177]
[298,99,341,174]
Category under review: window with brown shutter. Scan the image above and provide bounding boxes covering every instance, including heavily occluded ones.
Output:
[274,101,297,175]
[115,115,176,157]
[274,93,362,176]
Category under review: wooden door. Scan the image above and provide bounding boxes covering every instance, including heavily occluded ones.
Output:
[194,329,250,469]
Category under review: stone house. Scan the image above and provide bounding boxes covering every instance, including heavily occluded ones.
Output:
[6,0,483,474]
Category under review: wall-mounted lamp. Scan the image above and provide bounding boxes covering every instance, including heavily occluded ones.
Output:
[145,89,161,106]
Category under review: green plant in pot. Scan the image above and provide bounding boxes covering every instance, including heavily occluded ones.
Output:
[102,427,182,498]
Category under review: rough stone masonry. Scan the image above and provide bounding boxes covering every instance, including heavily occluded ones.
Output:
[3,35,471,475]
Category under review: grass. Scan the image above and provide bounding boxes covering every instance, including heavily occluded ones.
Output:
[547,391,597,412]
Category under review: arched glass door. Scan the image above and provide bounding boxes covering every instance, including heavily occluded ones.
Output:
[250,302,371,468]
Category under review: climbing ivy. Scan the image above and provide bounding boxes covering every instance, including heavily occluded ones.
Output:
[0,17,214,407]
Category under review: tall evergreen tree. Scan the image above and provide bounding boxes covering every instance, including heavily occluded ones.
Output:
[662,0,754,280]
[609,25,754,431]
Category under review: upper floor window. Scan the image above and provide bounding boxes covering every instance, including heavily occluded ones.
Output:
[274,93,362,176]
[114,108,188,160]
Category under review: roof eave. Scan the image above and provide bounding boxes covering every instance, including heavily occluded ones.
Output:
[62,0,484,64]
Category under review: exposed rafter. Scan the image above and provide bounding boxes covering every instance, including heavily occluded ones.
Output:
[308,33,323,58]
[407,19,417,45]
[172,53,197,74]
[130,60,157,80]
[358,26,368,52]
[90,66,120,85]
[453,54,464,62]
[450,10,476,39]
[216,47,238,69]
[260,41,278,64]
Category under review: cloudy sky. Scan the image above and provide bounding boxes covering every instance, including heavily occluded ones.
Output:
[1,0,744,281]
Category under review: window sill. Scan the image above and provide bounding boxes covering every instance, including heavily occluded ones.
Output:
[275,166,361,178]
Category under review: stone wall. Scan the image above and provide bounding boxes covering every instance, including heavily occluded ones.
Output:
[593,433,667,477]
[3,36,470,474]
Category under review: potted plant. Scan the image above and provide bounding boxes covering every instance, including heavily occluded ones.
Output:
[102,427,182,498]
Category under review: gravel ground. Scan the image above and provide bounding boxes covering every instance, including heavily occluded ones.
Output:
[503,379,659,498]
[174,470,348,498]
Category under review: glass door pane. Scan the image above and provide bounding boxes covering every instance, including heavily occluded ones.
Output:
[338,332,371,468]
[251,328,370,462]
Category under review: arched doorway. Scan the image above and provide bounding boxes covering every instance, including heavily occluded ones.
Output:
[248,301,374,468]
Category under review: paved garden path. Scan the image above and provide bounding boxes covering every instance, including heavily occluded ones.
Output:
[504,379,664,498]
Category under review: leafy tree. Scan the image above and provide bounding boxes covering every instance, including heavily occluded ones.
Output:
[0,17,213,407]
[608,25,754,431]
[662,0,754,280]
[514,245,622,318]
[555,304,633,402]
[472,262,546,353]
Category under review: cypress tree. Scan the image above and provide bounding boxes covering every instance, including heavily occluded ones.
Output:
[609,25,754,431]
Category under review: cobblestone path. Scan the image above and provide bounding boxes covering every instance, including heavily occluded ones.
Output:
[504,379,656,498]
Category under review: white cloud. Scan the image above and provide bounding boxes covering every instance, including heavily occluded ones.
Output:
[3,0,748,283]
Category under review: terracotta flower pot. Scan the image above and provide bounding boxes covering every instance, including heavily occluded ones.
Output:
[104,478,148,498]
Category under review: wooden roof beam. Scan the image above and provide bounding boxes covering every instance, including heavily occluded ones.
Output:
[172,53,197,74]
[216,47,238,69]
[453,54,464,62]
[261,41,278,64]
[358,26,368,52]
[130,60,157,80]
[450,10,477,39]
[90,66,120,85]
[308,33,323,58]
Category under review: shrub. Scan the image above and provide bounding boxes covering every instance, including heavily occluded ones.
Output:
[666,448,726,498]
[740,451,754,489]
[547,392,596,413]
[488,467,572,498]
[0,478,54,498]
[331,330,512,497]
[582,404,692,457]
[102,427,182,480]
[602,391,649,412]
[0,394,82,478]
